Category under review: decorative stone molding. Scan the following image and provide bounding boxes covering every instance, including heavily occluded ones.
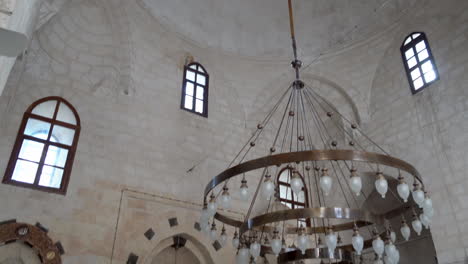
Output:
[0,221,62,264]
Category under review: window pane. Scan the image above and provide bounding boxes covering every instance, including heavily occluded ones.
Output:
[12,160,38,184]
[424,70,437,83]
[195,99,204,113]
[196,87,204,99]
[186,82,194,96]
[186,70,196,82]
[280,185,288,199]
[24,118,51,139]
[286,188,292,200]
[297,191,305,203]
[404,37,412,46]
[421,61,433,73]
[51,125,75,146]
[411,68,421,80]
[418,49,429,61]
[38,166,63,189]
[198,66,205,73]
[405,49,414,60]
[45,146,68,168]
[184,95,193,110]
[407,57,417,69]
[56,103,77,125]
[412,33,421,39]
[415,41,426,52]
[189,64,197,70]
[197,74,206,86]
[279,171,289,182]
[19,140,44,162]
[31,100,57,118]
[413,77,424,90]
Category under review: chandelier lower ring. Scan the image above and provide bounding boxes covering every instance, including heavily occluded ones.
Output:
[277,247,353,263]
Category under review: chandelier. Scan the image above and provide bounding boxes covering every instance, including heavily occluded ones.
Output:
[199,1,434,263]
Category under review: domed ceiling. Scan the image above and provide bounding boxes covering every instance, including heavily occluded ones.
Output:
[142,0,417,58]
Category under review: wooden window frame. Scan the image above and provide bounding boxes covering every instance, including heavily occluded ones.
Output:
[180,62,209,117]
[400,32,439,94]
[2,97,81,195]
[276,167,311,227]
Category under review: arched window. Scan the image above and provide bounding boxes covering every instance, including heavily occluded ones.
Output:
[181,62,209,117]
[277,168,309,226]
[3,97,80,194]
[401,32,439,94]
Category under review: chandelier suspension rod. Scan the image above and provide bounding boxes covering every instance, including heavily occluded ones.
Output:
[288,0,301,81]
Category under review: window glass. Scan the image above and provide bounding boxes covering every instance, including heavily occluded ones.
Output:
[11,160,38,184]
[38,166,63,188]
[186,71,196,82]
[196,87,204,99]
[186,82,194,96]
[45,146,68,168]
[51,125,75,146]
[24,119,51,139]
[184,95,193,110]
[56,103,77,125]
[415,41,426,52]
[18,140,44,162]
[197,75,206,86]
[195,99,204,113]
[31,101,56,118]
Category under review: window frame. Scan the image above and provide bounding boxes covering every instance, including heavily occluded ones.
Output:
[276,167,311,227]
[180,62,209,117]
[400,32,439,94]
[3,96,81,195]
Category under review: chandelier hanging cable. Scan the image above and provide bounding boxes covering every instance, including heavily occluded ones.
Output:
[199,1,433,263]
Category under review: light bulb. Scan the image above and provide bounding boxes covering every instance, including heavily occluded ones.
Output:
[232,238,240,249]
[412,217,422,236]
[207,194,217,216]
[375,172,388,198]
[400,221,410,241]
[220,233,228,247]
[220,186,231,209]
[390,231,396,243]
[393,248,400,263]
[271,231,282,256]
[290,171,303,196]
[352,229,364,255]
[412,184,425,208]
[262,175,275,200]
[239,178,249,201]
[200,205,210,223]
[349,168,362,196]
[250,240,261,259]
[320,168,333,196]
[397,177,410,202]
[237,247,249,264]
[372,236,385,257]
[325,230,337,255]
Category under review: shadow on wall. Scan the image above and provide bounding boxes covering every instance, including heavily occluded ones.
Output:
[0,241,41,264]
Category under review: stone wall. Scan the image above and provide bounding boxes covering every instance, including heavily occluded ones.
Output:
[0,0,467,263]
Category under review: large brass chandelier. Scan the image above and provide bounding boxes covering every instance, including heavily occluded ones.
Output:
[200,1,434,263]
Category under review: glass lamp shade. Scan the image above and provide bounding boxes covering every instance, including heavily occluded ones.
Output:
[412,188,425,208]
[220,233,228,247]
[290,174,303,196]
[297,234,309,254]
[262,177,275,200]
[420,213,431,229]
[385,242,397,260]
[325,232,338,254]
[250,241,261,259]
[220,190,231,209]
[352,233,364,255]
[232,237,240,249]
[375,174,388,198]
[239,186,249,201]
[412,218,423,235]
[271,238,282,256]
[423,196,433,211]
[372,236,385,257]
[320,175,333,196]
[237,248,250,264]
[209,229,218,241]
[397,181,410,202]
[390,231,397,243]
[384,255,394,264]
[393,248,400,263]
[207,199,218,216]
[200,207,210,223]
[400,223,411,241]
[349,175,362,196]
[424,207,434,218]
